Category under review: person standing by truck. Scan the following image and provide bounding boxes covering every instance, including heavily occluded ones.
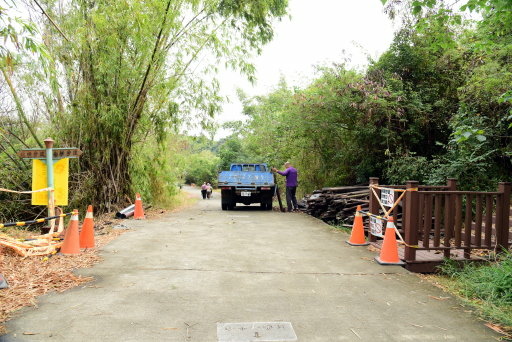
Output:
[272,162,298,212]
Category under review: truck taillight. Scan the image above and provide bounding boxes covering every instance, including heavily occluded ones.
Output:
[221,187,231,190]
[261,187,271,190]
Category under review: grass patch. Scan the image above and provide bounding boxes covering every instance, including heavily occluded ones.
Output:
[168,189,199,210]
[152,188,199,212]
[433,252,512,336]
[328,222,352,234]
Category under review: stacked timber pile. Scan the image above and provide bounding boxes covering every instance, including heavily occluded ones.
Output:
[304,186,369,225]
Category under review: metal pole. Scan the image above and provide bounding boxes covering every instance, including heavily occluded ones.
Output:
[273,173,284,212]
[44,138,55,232]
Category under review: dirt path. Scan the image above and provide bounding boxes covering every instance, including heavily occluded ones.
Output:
[2,187,499,341]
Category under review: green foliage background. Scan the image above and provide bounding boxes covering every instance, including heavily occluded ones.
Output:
[0,0,511,221]
[219,1,512,195]
[0,0,288,220]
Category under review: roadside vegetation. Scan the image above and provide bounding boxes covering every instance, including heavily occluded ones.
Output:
[430,253,512,336]
[217,0,511,196]
[0,0,288,222]
[2,0,509,214]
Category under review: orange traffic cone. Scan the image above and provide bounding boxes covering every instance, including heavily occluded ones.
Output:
[79,205,95,249]
[374,216,404,265]
[60,209,80,255]
[346,205,369,246]
[134,193,145,220]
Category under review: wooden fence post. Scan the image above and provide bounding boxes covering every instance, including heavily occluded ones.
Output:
[496,182,511,251]
[447,178,457,190]
[369,177,379,243]
[445,178,457,258]
[404,180,419,262]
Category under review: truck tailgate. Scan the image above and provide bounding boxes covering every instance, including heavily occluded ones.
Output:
[218,171,274,186]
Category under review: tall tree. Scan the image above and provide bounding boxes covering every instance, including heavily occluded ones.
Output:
[36,0,287,210]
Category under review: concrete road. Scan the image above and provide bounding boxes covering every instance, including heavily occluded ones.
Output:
[2,188,499,341]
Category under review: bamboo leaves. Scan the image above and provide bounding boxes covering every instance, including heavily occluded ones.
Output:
[37,0,288,209]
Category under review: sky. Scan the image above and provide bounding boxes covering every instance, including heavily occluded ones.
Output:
[212,0,396,139]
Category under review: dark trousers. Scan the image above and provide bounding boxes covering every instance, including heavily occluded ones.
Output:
[286,186,298,211]
[201,189,207,199]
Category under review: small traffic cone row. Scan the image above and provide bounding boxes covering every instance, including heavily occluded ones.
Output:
[134,193,145,220]
[346,205,369,246]
[79,205,95,249]
[60,209,80,255]
[374,216,405,265]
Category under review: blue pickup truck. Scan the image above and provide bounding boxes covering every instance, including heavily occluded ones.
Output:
[217,163,275,210]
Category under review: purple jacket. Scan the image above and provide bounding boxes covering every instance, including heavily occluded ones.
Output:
[277,167,298,187]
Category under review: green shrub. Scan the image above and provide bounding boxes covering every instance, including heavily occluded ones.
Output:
[438,252,512,327]
[384,153,431,184]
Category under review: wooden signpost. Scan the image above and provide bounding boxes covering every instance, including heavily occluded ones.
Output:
[17,148,82,159]
[17,138,82,231]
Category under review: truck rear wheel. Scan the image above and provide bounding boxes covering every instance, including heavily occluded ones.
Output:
[221,192,232,211]
[261,198,272,210]
[266,199,273,210]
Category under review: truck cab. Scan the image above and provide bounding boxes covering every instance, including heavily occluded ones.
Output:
[217,163,275,210]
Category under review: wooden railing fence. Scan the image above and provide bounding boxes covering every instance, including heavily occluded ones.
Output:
[368,178,511,264]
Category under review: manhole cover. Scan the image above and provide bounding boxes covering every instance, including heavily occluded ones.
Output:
[217,322,297,342]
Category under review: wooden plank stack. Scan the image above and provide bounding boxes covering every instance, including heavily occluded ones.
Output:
[303,186,369,225]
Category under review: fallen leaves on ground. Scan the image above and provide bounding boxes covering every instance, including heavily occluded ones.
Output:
[367,245,380,253]
[418,274,512,337]
[484,322,512,339]
[0,220,129,335]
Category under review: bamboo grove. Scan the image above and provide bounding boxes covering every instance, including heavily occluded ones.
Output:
[0,0,287,220]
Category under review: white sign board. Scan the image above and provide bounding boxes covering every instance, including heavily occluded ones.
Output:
[380,188,395,207]
[217,322,297,342]
[370,216,384,237]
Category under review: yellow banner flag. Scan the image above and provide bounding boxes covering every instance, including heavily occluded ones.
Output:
[32,158,69,206]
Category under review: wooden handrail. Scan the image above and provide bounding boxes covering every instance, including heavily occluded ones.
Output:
[368,178,510,266]
[418,191,501,195]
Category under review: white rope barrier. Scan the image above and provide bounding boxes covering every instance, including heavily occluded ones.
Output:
[0,187,53,194]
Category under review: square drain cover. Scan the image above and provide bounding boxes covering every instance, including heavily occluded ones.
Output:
[217,322,297,342]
